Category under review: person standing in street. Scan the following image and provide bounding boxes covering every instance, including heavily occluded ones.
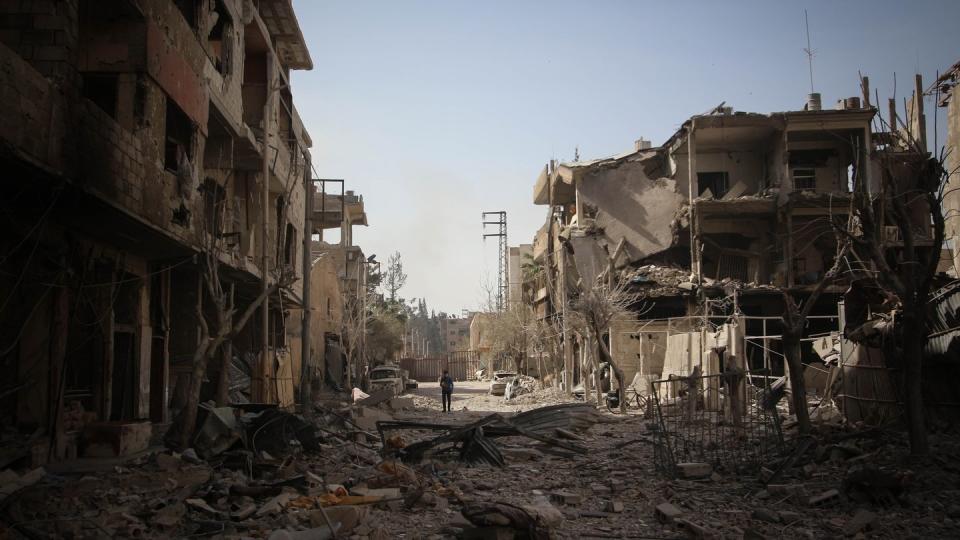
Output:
[440,370,454,412]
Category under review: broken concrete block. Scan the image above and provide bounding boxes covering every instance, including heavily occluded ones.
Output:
[807,488,840,506]
[843,509,877,536]
[604,500,624,513]
[521,500,565,528]
[589,482,612,494]
[309,505,369,534]
[676,462,712,478]
[675,518,715,539]
[655,502,684,524]
[549,490,582,506]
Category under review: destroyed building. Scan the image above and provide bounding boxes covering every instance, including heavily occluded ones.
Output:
[528,85,955,422]
[308,188,371,388]
[439,313,473,355]
[0,0,341,462]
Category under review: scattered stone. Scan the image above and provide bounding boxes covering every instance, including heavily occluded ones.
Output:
[655,502,684,524]
[549,490,583,506]
[590,483,612,494]
[310,505,369,534]
[604,500,624,513]
[675,518,715,539]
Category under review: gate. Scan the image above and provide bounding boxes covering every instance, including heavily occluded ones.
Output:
[399,352,481,382]
[399,357,441,382]
[446,351,480,381]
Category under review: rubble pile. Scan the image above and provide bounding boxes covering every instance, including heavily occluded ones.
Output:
[3,389,960,539]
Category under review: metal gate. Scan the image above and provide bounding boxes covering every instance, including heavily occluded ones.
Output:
[446,351,480,381]
[399,357,441,382]
[399,352,481,382]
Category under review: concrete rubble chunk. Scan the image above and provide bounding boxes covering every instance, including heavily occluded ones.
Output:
[655,502,684,523]
[604,500,624,513]
[549,490,583,506]
[309,505,369,534]
[675,517,717,539]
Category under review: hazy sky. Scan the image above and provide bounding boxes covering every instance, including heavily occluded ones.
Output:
[290,0,959,314]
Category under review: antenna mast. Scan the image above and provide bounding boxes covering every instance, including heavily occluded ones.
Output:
[803,9,815,93]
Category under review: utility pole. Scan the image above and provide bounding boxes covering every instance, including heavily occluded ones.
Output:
[482,211,507,312]
[300,158,313,408]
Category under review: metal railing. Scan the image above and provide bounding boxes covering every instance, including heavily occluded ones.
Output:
[651,370,783,477]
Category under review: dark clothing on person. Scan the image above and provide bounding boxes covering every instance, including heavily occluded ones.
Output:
[440,374,454,412]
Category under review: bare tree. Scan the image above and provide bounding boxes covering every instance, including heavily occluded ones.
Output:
[341,287,374,389]
[780,243,849,434]
[568,276,645,413]
[176,202,296,448]
[836,136,947,456]
[384,251,407,302]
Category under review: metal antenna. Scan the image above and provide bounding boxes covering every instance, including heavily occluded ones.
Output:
[481,211,507,312]
[803,9,815,94]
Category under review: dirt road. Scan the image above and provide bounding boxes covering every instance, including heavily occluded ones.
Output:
[409,380,563,414]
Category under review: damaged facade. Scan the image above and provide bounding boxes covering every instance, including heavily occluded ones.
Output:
[528,82,957,423]
[0,0,343,462]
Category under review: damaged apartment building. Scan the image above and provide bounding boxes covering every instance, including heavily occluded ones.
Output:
[0,0,344,463]
[530,80,957,422]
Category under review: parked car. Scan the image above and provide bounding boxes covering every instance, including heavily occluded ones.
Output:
[369,365,405,396]
[489,370,518,395]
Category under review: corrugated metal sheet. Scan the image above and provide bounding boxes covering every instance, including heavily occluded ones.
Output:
[925,280,960,357]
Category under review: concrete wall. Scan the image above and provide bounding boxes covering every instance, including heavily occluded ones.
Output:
[944,82,960,273]
[577,159,686,262]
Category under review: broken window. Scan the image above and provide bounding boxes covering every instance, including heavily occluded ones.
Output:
[792,168,817,191]
[284,223,296,266]
[164,99,194,172]
[173,0,198,29]
[207,0,233,76]
[81,73,118,118]
[697,172,729,198]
